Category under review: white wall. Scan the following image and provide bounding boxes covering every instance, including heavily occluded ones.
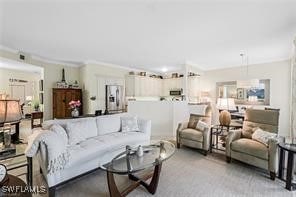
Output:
[128,101,189,137]
[0,50,80,120]
[80,63,129,114]
[200,60,291,136]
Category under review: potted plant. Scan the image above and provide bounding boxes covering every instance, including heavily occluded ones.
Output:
[32,100,40,111]
[69,100,81,117]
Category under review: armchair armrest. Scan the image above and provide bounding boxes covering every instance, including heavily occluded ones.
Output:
[268,136,284,172]
[226,129,242,157]
[176,122,189,144]
[202,126,211,151]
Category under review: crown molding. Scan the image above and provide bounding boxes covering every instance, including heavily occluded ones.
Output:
[30,55,81,68]
[0,45,81,68]
[0,45,19,53]
[82,60,144,72]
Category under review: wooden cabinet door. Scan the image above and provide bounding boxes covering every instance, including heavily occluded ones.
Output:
[53,89,82,119]
[53,89,66,118]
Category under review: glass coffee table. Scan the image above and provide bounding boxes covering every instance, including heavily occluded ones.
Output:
[100,141,175,197]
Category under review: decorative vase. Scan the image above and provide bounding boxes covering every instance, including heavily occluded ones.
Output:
[71,108,79,117]
[137,145,144,157]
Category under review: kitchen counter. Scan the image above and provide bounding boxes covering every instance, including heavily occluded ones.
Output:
[127,101,189,137]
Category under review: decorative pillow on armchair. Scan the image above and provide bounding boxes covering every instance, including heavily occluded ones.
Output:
[196,120,208,132]
[121,116,139,132]
[252,128,277,146]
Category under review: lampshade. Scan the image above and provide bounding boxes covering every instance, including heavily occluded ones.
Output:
[26,96,33,101]
[216,98,236,111]
[0,100,22,124]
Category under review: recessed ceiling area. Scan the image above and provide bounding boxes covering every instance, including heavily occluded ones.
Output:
[0,0,295,72]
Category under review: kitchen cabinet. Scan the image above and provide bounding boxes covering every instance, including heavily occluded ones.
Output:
[188,76,200,102]
[125,76,162,97]
[162,78,183,96]
[126,75,191,98]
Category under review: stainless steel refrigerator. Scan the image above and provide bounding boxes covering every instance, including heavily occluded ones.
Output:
[105,85,124,114]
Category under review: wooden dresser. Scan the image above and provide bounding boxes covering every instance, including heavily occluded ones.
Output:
[52,88,83,118]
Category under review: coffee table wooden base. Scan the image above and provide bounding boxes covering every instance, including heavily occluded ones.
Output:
[107,163,162,197]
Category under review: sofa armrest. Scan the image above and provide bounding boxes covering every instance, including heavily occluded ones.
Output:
[37,141,49,173]
[176,122,189,143]
[268,136,284,172]
[226,129,242,157]
[138,118,151,138]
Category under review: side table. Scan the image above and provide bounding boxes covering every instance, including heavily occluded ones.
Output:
[278,142,296,190]
[0,174,32,196]
[210,121,243,153]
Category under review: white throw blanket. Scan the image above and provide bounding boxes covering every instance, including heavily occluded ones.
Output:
[25,129,70,174]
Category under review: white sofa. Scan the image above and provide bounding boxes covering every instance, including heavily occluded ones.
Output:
[37,113,151,196]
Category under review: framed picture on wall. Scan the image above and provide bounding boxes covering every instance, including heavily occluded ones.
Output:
[39,93,44,104]
[39,80,44,91]
[237,88,244,100]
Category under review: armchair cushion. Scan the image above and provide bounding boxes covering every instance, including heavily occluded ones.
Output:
[196,120,208,131]
[188,115,211,129]
[231,138,268,160]
[252,128,277,146]
[179,128,203,142]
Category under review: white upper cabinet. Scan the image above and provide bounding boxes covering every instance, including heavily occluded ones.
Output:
[125,76,163,97]
[162,78,183,96]
[187,76,200,102]
[126,75,197,98]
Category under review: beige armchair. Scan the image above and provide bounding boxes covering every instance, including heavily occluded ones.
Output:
[226,109,281,180]
[176,104,212,156]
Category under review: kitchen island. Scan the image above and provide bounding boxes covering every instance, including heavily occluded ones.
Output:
[127,101,189,137]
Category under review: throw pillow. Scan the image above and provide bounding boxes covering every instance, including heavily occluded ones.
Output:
[50,124,68,145]
[196,120,208,131]
[121,116,139,132]
[66,119,97,145]
[252,128,277,146]
[96,114,122,135]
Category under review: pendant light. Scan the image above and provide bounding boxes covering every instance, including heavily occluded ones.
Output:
[237,53,260,89]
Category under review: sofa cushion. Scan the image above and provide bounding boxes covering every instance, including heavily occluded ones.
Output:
[96,113,126,135]
[231,138,268,160]
[121,116,139,132]
[43,117,96,130]
[50,124,68,145]
[180,128,203,142]
[67,131,149,167]
[66,119,97,145]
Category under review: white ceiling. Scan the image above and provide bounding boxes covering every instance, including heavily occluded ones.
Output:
[0,0,295,72]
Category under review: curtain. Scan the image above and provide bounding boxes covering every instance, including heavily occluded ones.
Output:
[291,38,296,138]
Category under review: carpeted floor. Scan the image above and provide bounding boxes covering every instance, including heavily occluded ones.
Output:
[32,146,294,197]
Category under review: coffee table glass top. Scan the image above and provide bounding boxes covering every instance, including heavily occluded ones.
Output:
[100,141,175,174]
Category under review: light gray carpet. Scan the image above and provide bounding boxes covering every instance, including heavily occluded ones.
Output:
[32,147,294,197]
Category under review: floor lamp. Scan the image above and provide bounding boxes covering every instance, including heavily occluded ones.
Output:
[0,100,22,152]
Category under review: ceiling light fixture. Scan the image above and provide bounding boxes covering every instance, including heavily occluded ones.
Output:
[161,67,168,73]
[236,53,260,89]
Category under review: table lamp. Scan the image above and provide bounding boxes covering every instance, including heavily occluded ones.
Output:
[0,100,22,150]
[216,98,236,126]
